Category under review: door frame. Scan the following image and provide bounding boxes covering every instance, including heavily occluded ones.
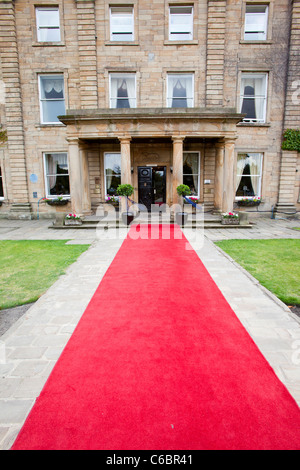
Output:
[138,165,167,211]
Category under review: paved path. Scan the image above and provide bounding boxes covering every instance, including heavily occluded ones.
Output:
[0,217,299,450]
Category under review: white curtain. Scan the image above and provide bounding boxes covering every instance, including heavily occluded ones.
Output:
[168,75,193,107]
[46,153,68,193]
[236,153,262,195]
[40,76,65,123]
[110,76,135,108]
[126,78,136,108]
[241,75,266,121]
[43,79,63,95]
[105,153,121,193]
[236,153,247,191]
[183,153,199,194]
[248,153,261,195]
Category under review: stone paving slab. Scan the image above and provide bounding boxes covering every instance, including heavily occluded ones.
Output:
[0,233,128,450]
[0,217,299,449]
[184,229,300,407]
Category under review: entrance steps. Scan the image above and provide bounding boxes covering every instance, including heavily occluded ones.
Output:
[50,212,252,229]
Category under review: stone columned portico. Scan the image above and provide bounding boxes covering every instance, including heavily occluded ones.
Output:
[60,108,243,215]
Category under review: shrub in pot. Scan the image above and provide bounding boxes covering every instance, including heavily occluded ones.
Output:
[176,184,191,225]
[116,184,135,225]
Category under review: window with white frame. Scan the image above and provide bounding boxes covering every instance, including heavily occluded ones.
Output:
[36,6,61,42]
[167,74,194,108]
[44,152,70,197]
[0,166,4,199]
[169,5,193,41]
[240,73,268,123]
[104,153,121,196]
[236,153,263,198]
[109,73,136,108]
[183,152,200,196]
[39,75,65,124]
[110,6,134,41]
[244,4,268,41]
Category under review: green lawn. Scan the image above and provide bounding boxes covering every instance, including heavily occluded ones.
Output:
[0,240,90,310]
[215,239,300,306]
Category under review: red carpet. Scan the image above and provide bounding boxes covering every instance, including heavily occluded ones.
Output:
[12,225,300,450]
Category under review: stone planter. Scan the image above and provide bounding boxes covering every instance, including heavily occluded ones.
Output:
[175,212,188,226]
[237,201,261,208]
[64,219,82,226]
[46,199,69,206]
[221,218,239,225]
[108,202,119,211]
[121,212,134,225]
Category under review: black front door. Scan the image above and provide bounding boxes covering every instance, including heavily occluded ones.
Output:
[138,166,166,211]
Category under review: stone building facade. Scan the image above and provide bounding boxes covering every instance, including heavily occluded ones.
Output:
[0,0,299,219]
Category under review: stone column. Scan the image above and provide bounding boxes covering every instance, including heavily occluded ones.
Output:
[119,137,132,212]
[222,138,236,213]
[172,136,184,205]
[214,142,225,212]
[119,137,132,184]
[67,138,84,215]
[79,143,92,215]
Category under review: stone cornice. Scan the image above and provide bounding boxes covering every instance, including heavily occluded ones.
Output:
[59,108,244,124]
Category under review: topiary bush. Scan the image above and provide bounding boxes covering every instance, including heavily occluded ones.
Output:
[282,129,300,152]
[176,184,191,197]
[116,184,134,197]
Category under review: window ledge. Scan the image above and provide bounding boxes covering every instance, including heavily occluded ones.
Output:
[164,40,198,46]
[239,40,273,45]
[105,41,140,46]
[35,124,65,128]
[237,122,270,127]
[46,196,70,200]
[32,42,66,47]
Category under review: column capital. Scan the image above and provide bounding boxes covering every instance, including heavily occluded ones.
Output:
[118,136,131,144]
[224,136,238,145]
[66,137,79,144]
[172,135,185,143]
[215,141,225,149]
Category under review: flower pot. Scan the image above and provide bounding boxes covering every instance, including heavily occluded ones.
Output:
[64,219,82,226]
[109,202,119,211]
[175,212,188,226]
[221,218,239,225]
[46,199,69,206]
[122,212,134,226]
[237,200,261,207]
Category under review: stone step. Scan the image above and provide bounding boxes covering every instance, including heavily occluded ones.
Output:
[50,222,252,230]
[82,216,222,226]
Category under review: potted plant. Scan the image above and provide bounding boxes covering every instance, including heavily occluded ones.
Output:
[45,196,69,206]
[116,184,135,225]
[185,196,200,214]
[105,194,120,210]
[221,212,239,225]
[176,184,191,225]
[64,213,82,226]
